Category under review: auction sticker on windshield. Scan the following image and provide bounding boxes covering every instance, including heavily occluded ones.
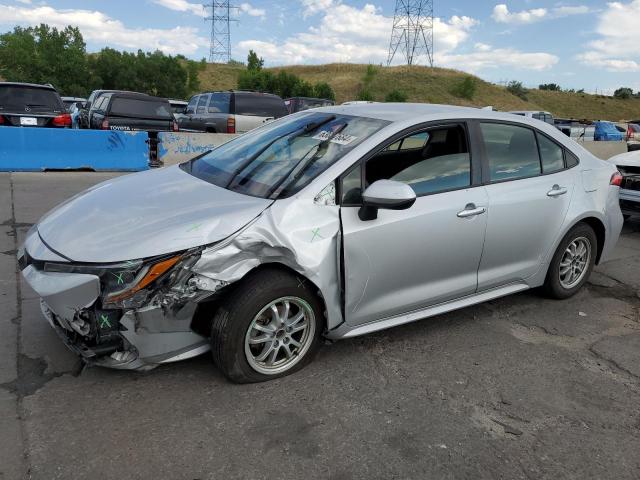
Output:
[312,130,357,145]
[20,117,37,126]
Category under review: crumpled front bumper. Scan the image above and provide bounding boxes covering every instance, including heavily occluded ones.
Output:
[19,232,210,371]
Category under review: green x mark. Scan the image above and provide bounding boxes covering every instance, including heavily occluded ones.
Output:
[187,223,202,232]
[112,272,125,285]
[311,228,324,242]
[99,314,111,329]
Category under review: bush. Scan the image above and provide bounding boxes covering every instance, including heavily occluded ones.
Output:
[313,82,335,101]
[451,76,477,100]
[385,89,408,102]
[506,80,528,100]
[614,87,634,99]
[539,83,562,91]
[357,89,375,101]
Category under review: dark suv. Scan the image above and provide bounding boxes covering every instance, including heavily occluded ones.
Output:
[178,91,287,133]
[0,82,70,128]
[89,92,177,132]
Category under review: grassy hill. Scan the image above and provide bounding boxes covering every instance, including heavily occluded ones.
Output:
[199,63,640,122]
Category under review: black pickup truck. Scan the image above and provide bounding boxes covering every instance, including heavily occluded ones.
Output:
[89,92,177,132]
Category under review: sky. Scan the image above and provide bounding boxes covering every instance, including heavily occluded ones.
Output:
[0,0,639,94]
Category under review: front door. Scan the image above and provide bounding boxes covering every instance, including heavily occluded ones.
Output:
[340,123,488,327]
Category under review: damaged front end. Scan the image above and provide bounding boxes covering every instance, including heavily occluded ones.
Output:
[618,166,640,215]
[19,229,225,370]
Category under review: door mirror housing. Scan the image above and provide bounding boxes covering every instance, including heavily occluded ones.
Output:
[359,179,416,221]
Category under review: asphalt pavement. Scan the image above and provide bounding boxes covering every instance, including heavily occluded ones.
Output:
[1,172,639,480]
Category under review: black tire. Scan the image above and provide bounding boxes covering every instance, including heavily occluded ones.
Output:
[210,268,324,383]
[543,223,597,299]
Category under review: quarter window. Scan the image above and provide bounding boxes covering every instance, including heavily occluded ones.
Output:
[538,134,564,173]
[481,123,541,182]
[208,93,231,113]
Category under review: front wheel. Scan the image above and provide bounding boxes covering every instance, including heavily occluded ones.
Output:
[543,223,597,299]
[210,268,324,383]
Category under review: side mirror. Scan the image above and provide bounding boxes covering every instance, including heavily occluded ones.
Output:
[359,179,416,221]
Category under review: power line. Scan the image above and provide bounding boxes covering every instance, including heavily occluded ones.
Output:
[387,0,434,67]
[204,1,238,63]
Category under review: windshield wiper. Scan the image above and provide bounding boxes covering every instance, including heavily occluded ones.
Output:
[223,115,337,189]
[269,122,348,198]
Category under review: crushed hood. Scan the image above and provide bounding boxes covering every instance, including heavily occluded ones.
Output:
[37,165,272,263]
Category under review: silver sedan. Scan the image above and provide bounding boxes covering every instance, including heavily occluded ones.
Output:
[19,104,624,382]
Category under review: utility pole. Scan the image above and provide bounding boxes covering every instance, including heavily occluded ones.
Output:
[387,0,434,67]
[204,1,238,63]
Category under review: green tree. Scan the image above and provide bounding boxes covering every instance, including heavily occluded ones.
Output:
[0,24,90,96]
[539,83,562,91]
[614,87,634,99]
[313,82,335,101]
[506,80,528,100]
[385,89,408,102]
[450,76,477,100]
[247,50,264,71]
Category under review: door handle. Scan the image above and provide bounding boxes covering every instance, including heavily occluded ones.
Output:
[547,185,568,197]
[457,204,486,218]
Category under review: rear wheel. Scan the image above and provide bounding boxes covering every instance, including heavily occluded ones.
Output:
[210,268,324,383]
[543,223,597,299]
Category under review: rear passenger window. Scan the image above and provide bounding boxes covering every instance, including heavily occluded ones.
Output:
[538,134,564,173]
[196,94,209,114]
[481,123,541,182]
[208,93,230,113]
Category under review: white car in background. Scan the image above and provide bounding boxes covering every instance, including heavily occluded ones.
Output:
[609,150,640,218]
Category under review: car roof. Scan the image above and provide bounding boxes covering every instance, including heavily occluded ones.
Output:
[316,102,552,124]
[0,82,57,90]
[108,92,167,102]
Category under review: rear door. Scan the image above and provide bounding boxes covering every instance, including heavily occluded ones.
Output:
[476,122,575,290]
[340,122,489,326]
[234,94,287,133]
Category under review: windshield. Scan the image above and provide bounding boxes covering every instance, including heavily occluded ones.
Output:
[109,97,172,119]
[182,112,388,199]
[0,86,62,111]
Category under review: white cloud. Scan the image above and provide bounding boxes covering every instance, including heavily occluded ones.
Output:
[301,0,335,18]
[237,2,555,72]
[576,1,640,72]
[240,2,266,18]
[152,0,204,16]
[15,0,31,4]
[440,44,559,72]
[492,4,547,24]
[552,5,591,16]
[0,4,207,55]
[238,3,476,65]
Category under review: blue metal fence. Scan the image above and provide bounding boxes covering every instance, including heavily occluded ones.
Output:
[0,127,150,172]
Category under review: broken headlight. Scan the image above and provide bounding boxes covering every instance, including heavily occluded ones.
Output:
[44,251,201,310]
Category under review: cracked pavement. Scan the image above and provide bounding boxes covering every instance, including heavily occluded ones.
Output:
[1,172,639,480]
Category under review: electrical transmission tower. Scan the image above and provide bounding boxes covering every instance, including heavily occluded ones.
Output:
[204,1,238,63]
[387,0,434,67]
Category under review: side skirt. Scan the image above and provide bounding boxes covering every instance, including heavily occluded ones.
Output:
[326,282,529,340]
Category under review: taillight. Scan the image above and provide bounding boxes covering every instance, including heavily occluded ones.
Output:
[101,119,109,130]
[52,113,71,127]
[172,120,179,132]
[627,126,633,140]
[610,171,623,186]
[226,116,236,134]
[0,115,4,125]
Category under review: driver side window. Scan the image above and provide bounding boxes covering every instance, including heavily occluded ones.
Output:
[363,124,471,197]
